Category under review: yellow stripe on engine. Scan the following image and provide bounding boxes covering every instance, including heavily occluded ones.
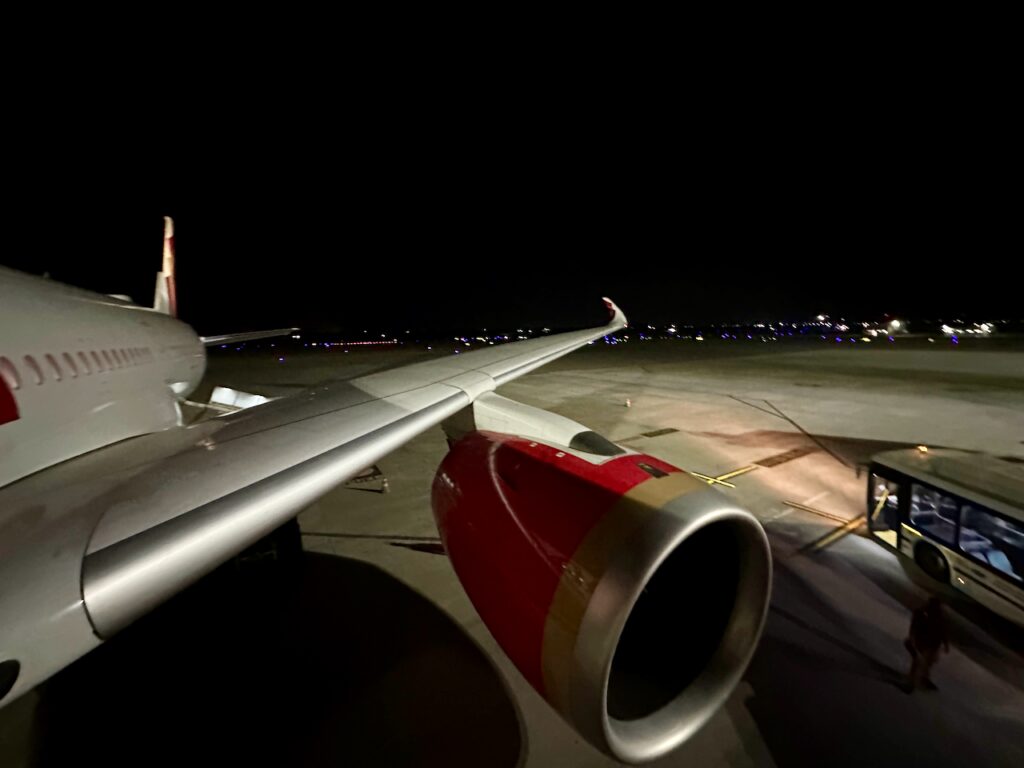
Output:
[540,471,704,715]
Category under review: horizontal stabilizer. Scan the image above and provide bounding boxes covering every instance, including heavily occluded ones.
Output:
[200,328,299,346]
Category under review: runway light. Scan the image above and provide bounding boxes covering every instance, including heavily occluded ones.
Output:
[917,445,929,453]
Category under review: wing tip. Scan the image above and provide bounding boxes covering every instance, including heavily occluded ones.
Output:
[602,297,627,328]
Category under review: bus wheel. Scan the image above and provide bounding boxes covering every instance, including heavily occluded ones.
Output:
[914,542,949,584]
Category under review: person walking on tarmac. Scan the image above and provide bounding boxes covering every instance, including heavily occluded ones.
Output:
[904,596,950,693]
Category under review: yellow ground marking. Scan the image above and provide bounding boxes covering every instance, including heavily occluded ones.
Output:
[689,465,758,488]
[782,500,851,525]
[799,516,866,554]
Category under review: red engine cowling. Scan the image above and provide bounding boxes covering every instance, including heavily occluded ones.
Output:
[432,430,771,764]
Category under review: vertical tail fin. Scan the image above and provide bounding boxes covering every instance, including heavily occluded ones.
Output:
[153,216,177,316]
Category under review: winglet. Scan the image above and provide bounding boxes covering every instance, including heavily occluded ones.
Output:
[153,216,177,317]
[602,297,627,329]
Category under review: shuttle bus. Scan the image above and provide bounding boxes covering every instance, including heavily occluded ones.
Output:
[866,448,1024,627]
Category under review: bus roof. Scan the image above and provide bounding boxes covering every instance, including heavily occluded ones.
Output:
[873,449,1024,521]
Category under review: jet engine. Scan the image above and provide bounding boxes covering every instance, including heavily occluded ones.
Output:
[432,394,771,764]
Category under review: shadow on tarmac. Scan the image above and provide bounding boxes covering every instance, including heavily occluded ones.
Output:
[26,550,523,768]
[742,559,1024,768]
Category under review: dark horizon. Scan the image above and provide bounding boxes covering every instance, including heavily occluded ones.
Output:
[5,114,1015,335]
[4,204,1014,336]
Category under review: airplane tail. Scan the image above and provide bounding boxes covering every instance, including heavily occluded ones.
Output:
[153,216,177,316]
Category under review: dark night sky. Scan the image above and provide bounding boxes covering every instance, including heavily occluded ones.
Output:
[5,74,1016,336]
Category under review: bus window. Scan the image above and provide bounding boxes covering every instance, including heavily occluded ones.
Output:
[910,483,958,545]
[869,473,901,547]
[959,505,1024,582]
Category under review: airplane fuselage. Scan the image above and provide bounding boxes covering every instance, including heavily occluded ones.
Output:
[0,267,205,489]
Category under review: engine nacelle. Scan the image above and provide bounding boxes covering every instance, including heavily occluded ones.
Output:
[432,399,771,764]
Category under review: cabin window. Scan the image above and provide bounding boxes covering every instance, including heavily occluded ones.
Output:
[0,357,20,390]
[102,350,113,369]
[92,351,105,372]
[23,356,43,385]
[62,352,79,377]
[45,354,63,381]
[78,351,92,375]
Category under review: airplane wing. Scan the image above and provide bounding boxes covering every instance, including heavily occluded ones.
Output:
[0,299,626,703]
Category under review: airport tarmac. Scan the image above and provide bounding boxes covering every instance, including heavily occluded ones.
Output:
[2,336,1022,766]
